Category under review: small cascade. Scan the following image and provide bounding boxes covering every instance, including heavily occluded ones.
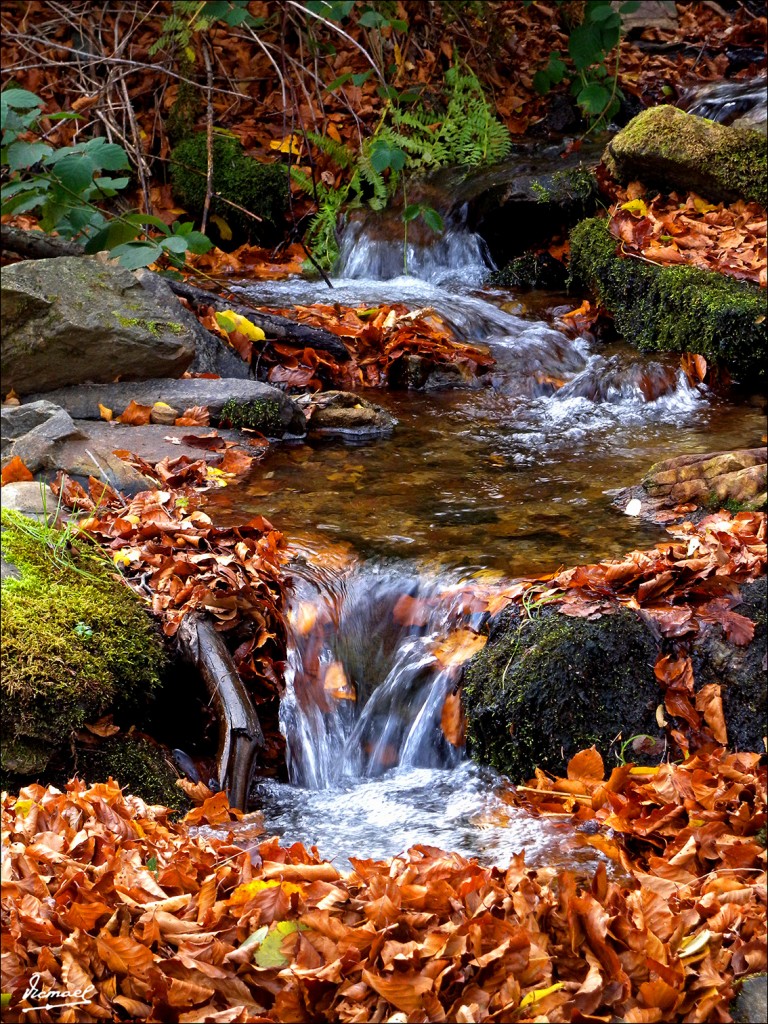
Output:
[335,205,492,285]
[681,75,767,127]
[280,561,469,790]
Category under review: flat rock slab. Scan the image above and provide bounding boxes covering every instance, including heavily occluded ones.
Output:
[73,421,263,466]
[1,256,196,395]
[1,481,58,521]
[26,378,307,438]
[298,390,397,436]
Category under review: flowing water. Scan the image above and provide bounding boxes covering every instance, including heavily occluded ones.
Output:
[206,211,765,868]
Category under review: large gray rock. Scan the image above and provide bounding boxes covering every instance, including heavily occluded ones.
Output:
[28,378,307,437]
[0,481,58,521]
[732,974,768,1024]
[1,256,197,395]
[1,401,85,472]
[134,269,250,379]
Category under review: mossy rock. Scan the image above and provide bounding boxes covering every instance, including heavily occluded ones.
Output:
[488,251,567,290]
[218,396,289,435]
[569,218,766,383]
[603,105,767,206]
[74,735,189,812]
[463,606,664,781]
[0,509,167,779]
[170,133,288,244]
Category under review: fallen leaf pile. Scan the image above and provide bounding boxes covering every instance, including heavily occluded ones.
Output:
[199,302,495,391]
[2,739,765,1022]
[608,184,767,286]
[185,243,307,280]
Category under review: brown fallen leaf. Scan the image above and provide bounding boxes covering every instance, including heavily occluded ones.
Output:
[432,628,486,668]
[118,399,152,425]
[1,455,34,485]
[441,689,467,746]
[175,405,210,427]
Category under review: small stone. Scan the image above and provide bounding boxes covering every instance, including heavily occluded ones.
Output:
[150,402,179,426]
[624,498,642,517]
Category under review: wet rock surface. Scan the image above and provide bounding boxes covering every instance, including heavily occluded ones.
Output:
[1,257,197,395]
[463,584,768,781]
[299,391,397,436]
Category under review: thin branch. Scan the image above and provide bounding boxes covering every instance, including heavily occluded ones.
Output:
[200,40,214,235]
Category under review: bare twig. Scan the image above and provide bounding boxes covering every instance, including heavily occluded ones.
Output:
[200,39,214,235]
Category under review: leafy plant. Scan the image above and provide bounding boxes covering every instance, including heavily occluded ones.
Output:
[293,66,510,268]
[1,88,212,270]
[530,0,641,130]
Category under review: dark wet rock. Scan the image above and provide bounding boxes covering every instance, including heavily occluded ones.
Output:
[556,355,679,404]
[299,391,396,436]
[1,257,197,395]
[732,973,768,1024]
[694,577,767,755]
[463,606,664,781]
[26,378,307,437]
[464,586,768,781]
[602,105,767,205]
[569,218,766,383]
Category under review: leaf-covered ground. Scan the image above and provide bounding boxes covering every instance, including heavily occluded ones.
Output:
[2,743,765,1022]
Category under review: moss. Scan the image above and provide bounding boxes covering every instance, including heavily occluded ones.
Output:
[113,313,185,336]
[170,133,288,244]
[1,509,167,776]
[569,218,766,383]
[75,735,189,812]
[532,167,599,209]
[603,105,767,205]
[219,397,285,435]
[463,606,663,781]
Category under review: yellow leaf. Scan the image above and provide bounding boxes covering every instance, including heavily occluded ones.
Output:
[520,983,565,1008]
[693,196,718,214]
[113,549,134,567]
[230,879,303,905]
[97,403,113,421]
[209,214,233,240]
[215,310,266,342]
[629,766,661,775]
[324,661,356,701]
[620,198,648,217]
[13,799,34,817]
[270,134,302,155]
[679,929,712,958]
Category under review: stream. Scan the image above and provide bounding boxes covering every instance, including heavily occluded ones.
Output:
[203,210,765,870]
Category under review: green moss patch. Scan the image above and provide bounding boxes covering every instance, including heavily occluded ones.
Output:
[170,133,288,244]
[219,396,285,435]
[75,735,189,812]
[462,607,663,781]
[569,218,766,383]
[1,509,167,777]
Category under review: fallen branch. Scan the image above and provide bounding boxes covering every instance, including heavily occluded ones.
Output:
[177,614,264,811]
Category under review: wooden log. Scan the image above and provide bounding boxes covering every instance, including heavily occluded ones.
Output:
[176,614,264,811]
[167,278,351,361]
[1,224,350,361]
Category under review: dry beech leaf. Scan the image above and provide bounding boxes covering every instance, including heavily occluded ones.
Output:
[440,690,467,746]
[85,715,120,738]
[432,628,486,668]
[98,402,113,421]
[567,746,604,782]
[118,399,152,425]
[175,405,210,427]
[1,455,34,486]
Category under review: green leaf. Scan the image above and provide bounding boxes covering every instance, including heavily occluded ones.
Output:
[359,9,386,27]
[547,56,567,84]
[369,139,406,173]
[421,206,444,233]
[588,2,618,22]
[181,231,213,254]
[1,994,11,1009]
[253,921,305,968]
[0,88,44,110]
[351,70,373,87]
[159,235,189,254]
[51,153,96,193]
[110,240,164,269]
[577,82,611,116]
[6,141,53,170]
[0,191,45,216]
[84,140,131,171]
[620,1,641,12]
[83,219,142,254]
[533,70,551,96]
[403,203,421,222]
[569,23,603,69]
[304,0,355,20]
[326,72,353,91]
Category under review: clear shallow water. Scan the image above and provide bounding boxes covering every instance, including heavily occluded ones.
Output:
[206,220,765,865]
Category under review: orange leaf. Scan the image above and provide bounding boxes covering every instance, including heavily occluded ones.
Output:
[361,968,433,1014]
[99,403,113,421]
[175,405,210,427]
[1,455,34,485]
[567,746,605,782]
[695,684,728,745]
[432,628,486,668]
[118,400,152,425]
[441,689,467,746]
[95,932,154,975]
[324,661,356,701]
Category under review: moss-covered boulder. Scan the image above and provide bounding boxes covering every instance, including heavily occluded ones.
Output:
[463,607,663,781]
[569,218,766,382]
[603,105,767,206]
[1,509,167,783]
[463,581,768,781]
[643,448,767,511]
[170,133,288,244]
[74,734,189,812]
